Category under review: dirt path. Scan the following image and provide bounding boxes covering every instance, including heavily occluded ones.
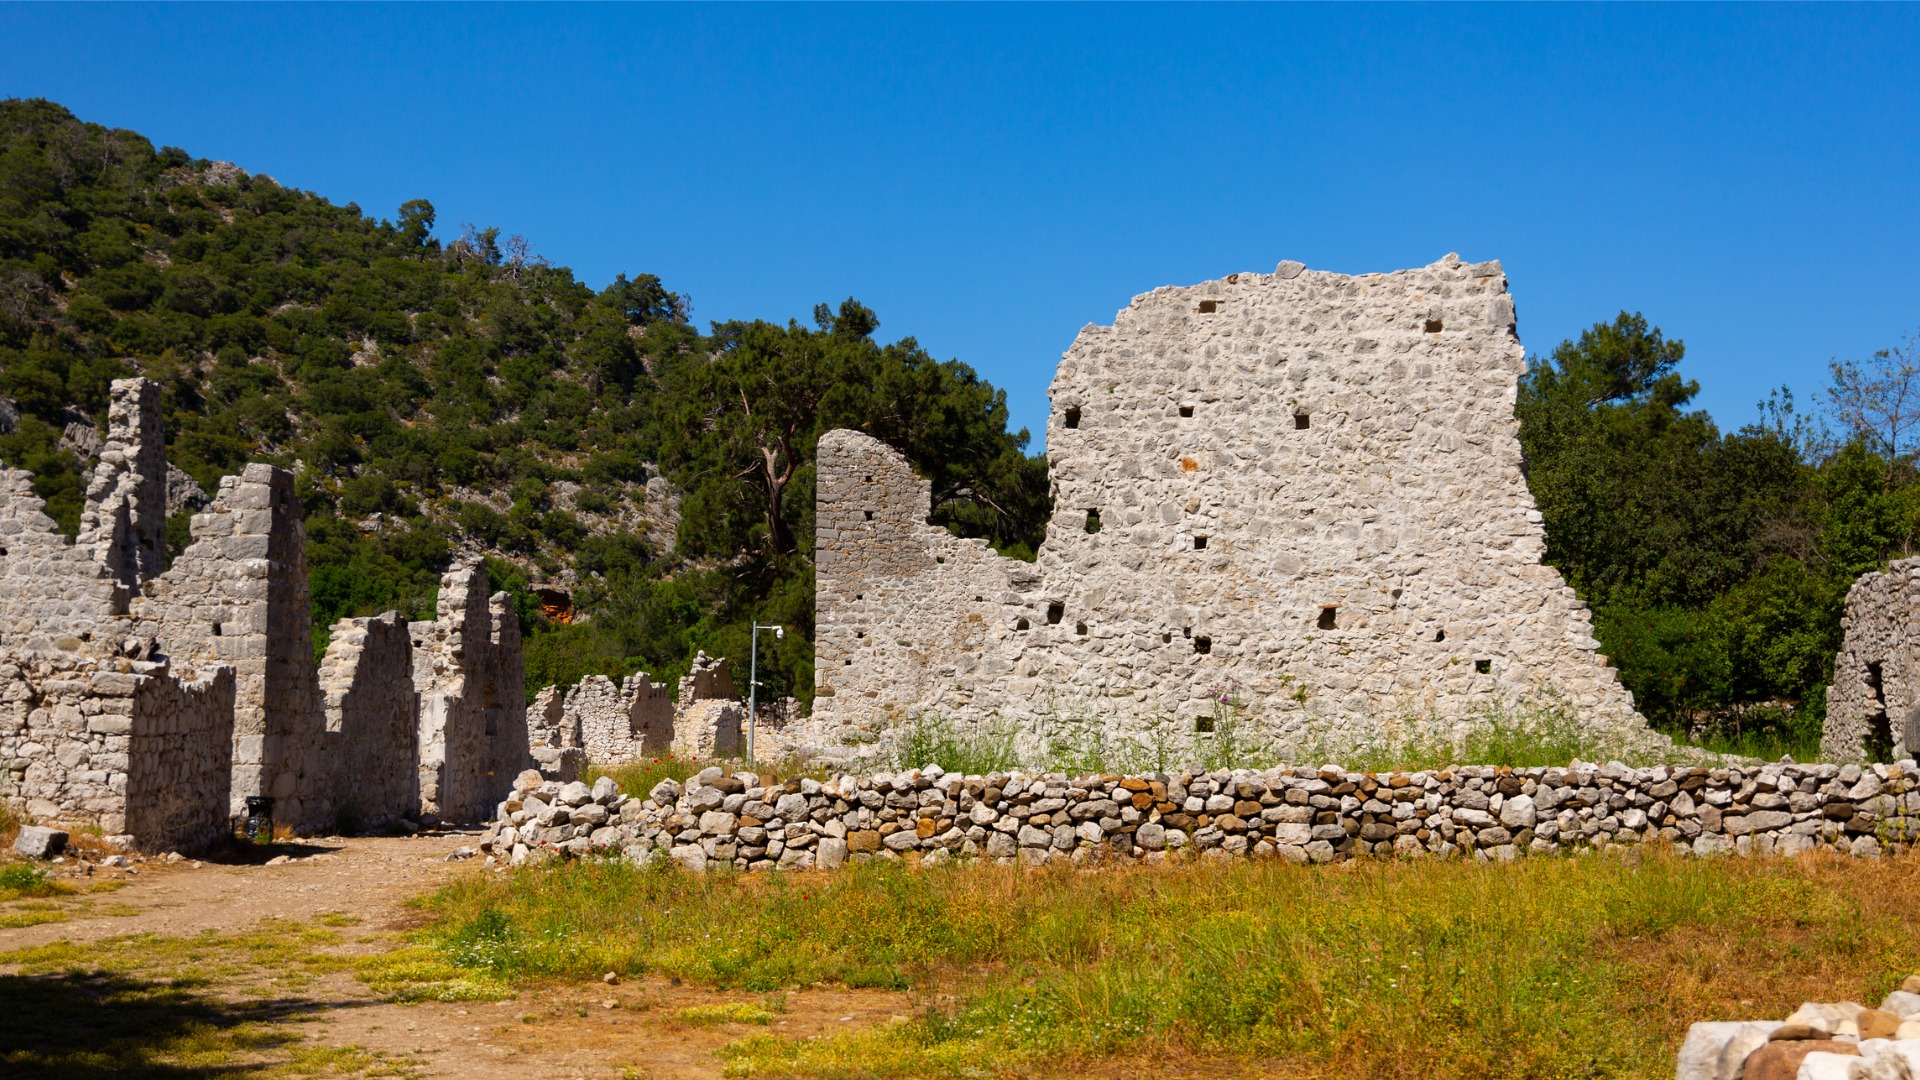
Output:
[0,833,912,1078]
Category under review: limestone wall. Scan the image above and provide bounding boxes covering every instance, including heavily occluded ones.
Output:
[1825,558,1920,761]
[318,611,420,830]
[412,563,531,823]
[131,463,331,830]
[813,256,1649,761]
[0,653,233,853]
[565,673,673,763]
[481,757,1919,870]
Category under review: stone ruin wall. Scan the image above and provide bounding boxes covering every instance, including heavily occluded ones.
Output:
[0,652,234,853]
[1824,558,1920,762]
[526,651,747,768]
[412,565,531,824]
[0,377,529,848]
[813,257,1650,762]
[317,611,420,830]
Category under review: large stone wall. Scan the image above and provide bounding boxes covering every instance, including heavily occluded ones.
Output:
[318,611,420,830]
[0,653,234,853]
[564,673,674,763]
[412,563,531,824]
[0,378,527,844]
[1824,558,1920,762]
[131,463,331,831]
[812,256,1649,761]
[480,757,1920,870]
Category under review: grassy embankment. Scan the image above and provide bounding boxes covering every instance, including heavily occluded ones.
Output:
[410,849,1920,1079]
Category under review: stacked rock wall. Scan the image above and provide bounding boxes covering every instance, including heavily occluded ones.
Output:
[131,463,331,831]
[0,653,233,853]
[317,611,420,830]
[1825,558,1920,762]
[565,673,674,762]
[813,256,1649,761]
[481,757,1920,870]
[412,563,531,823]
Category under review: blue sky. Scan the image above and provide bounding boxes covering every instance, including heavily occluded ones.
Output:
[3,3,1915,446]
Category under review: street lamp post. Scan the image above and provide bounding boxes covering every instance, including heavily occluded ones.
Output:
[747,622,784,764]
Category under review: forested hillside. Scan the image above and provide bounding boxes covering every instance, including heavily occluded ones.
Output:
[0,99,1047,708]
[2,99,1914,752]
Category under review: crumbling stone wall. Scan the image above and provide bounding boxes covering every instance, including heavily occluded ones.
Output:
[813,256,1648,760]
[565,673,674,762]
[412,563,531,823]
[132,463,331,831]
[0,653,233,853]
[481,757,1919,870]
[318,611,420,829]
[1825,558,1920,761]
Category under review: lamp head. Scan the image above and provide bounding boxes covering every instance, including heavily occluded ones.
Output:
[775,626,784,639]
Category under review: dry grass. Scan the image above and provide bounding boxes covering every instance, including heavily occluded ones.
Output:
[413,848,1920,1078]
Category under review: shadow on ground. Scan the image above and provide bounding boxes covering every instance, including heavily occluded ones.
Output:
[0,968,367,1077]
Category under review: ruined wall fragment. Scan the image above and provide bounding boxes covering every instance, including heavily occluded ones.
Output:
[813,256,1650,760]
[318,611,420,829]
[412,563,530,823]
[0,654,233,853]
[1824,558,1920,761]
[565,673,673,763]
[132,463,331,830]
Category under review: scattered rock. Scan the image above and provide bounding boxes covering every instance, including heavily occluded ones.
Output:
[1741,1039,1858,1080]
[12,825,67,859]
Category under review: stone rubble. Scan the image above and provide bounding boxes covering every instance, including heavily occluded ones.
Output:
[1678,977,1920,1080]
[476,758,1920,871]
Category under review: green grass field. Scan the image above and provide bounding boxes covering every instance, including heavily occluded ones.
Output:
[413,848,1920,1078]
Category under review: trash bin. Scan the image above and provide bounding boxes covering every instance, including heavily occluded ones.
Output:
[243,796,275,844]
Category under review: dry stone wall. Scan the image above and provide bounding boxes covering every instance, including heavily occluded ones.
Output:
[563,673,673,762]
[480,757,1920,870]
[1826,558,1920,762]
[0,653,233,853]
[813,256,1649,763]
[317,611,420,830]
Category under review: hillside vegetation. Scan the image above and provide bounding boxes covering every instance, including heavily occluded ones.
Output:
[1,99,1916,751]
[0,98,1046,707]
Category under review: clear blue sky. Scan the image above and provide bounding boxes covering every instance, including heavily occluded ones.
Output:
[3,3,1915,446]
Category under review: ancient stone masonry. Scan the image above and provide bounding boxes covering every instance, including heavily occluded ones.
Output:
[131,463,331,831]
[812,256,1650,761]
[412,563,532,824]
[0,653,234,853]
[480,757,1920,870]
[0,377,531,847]
[526,651,743,768]
[317,611,420,830]
[1825,558,1920,762]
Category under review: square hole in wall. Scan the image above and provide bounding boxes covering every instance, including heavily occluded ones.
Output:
[1317,607,1338,630]
[1084,509,1102,534]
[864,510,874,521]
[1017,618,1030,631]
[1179,405,1194,418]
[1161,632,1173,643]
[1197,299,1218,314]
[1424,318,1444,333]
[1193,535,1208,550]
[1076,622,1088,636]
[1047,601,1064,625]
[1063,406,1081,429]
[1295,412,1311,430]
[1475,659,1492,674]
[1434,629,1446,642]
[1193,635,1212,655]
[1195,716,1216,733]
[864,474,874,482]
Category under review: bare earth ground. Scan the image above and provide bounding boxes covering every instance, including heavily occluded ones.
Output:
[0,832,919,1079]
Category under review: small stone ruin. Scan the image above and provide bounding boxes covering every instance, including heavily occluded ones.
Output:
[810,256,1654,762]
[0,378,532,851]
[1826,558,1920,762]
[524,650,748,771]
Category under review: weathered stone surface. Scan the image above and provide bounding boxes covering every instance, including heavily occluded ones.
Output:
[1741,1041,1857,1080]
[806,257,1652,764]
[12,824,66,858]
